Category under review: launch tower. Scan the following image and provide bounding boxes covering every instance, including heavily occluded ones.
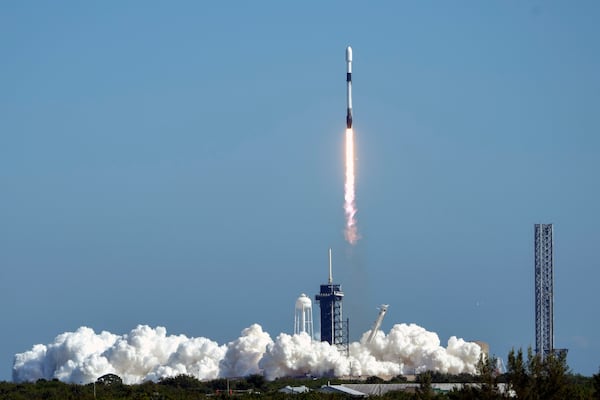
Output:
[315,249,348,349]
[534,223,554,359]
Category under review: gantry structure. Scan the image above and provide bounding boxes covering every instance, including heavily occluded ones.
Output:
[315,249,348,352]
[534,223,554,359]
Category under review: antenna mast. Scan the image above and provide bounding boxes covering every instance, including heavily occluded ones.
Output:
[328,248,333,284]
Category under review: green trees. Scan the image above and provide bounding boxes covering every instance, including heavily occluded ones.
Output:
[593,367,600,400]
[445,354,503,400]
[158,374,205,389]
[506,348,530,399]
[475,354,501,400]
[506,347,573,399]
[416,371,434,400]
[97,373,123,386]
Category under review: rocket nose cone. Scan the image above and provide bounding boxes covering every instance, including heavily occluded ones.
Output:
[346,46,353,62]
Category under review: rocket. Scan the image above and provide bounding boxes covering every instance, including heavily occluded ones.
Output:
[346,46,353,129]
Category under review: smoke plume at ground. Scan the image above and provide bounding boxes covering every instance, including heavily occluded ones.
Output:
[13,323,481,384]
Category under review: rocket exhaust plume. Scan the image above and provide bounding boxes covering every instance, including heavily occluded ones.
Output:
[13,323,482,383]
[344,46,359,245]
[344,128,359,244]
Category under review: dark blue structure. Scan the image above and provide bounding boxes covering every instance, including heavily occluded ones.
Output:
[315,250,349,352]
[315,282,344,346]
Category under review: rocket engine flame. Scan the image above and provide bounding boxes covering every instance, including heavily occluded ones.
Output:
[344,128,359,245]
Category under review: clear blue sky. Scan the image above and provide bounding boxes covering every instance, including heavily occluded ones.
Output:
[1,1,599,380]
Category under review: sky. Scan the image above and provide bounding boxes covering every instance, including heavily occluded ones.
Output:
[1,1,599,381]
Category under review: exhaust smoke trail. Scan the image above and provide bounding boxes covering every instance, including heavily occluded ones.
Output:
[344,128,359,244]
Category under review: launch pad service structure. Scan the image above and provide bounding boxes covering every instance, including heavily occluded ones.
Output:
[315,249,349,352]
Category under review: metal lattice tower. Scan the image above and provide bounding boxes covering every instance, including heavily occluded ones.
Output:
[534,223,554,359]
[315,249,347,348]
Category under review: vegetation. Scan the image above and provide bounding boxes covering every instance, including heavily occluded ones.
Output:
[0,350,597,399]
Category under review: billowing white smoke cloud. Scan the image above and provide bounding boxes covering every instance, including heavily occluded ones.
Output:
[13,323,481,384]
[13,325,225,384]
[357,324,481,376]
[220,324,272,378]
[259,332,350,380]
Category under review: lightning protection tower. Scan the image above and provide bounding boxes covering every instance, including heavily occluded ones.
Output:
[294,293,314,339]
[315,249,347,348]
[534,223,554,359]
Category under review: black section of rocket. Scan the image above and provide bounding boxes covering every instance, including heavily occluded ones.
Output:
[346,46,353,129]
